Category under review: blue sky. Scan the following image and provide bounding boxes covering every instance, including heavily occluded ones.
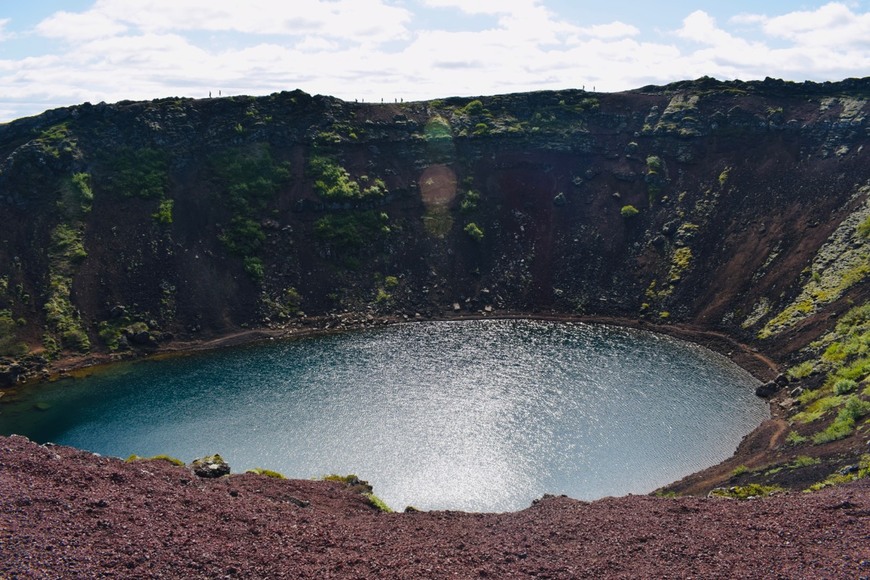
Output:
[1,1,867,122]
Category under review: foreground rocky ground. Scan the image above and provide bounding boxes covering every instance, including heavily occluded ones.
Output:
[2,435,868,579]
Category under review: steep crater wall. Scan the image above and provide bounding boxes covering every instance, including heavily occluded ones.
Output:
[1,77,869,494]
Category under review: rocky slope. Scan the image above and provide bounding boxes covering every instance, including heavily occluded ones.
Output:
[0,76,869,496]
[2,435,868,578]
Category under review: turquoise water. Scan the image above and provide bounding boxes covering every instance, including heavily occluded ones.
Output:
[0,320,767,512]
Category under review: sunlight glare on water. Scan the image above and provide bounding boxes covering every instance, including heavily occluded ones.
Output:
[0,320,768,512]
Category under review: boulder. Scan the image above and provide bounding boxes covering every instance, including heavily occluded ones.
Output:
[755,381,780,398]
[190,455,230,478]
[0,363,23,387]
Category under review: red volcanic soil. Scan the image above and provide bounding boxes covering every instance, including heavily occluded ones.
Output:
[2,435,868,579]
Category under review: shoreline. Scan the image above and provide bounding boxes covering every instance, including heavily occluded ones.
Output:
[33,310,781,386]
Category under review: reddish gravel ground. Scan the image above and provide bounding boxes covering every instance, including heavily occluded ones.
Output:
[1,435,868,579]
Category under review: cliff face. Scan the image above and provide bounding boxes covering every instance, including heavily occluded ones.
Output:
[1,77,867,363]
[1,79,870,492]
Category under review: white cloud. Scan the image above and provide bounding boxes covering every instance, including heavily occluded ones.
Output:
[295,36,340,53]
[36,10,127,41]
[87,0,412,42]
[0,18,10,42]
[761,2,870,47]
[677,10,737,46]
[422,0,541,16]
[578,22,640,40]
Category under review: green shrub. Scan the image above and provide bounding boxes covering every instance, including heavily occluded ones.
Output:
[0,310,28,356]
[731,464,750,476]
[375,288,391,303]
[309,156,385,201]
[620,205,639,218]
[125,454,185,466]
[214,147,291,213]
[462,99,484,115]
[709,484,784,499]
[71,172,94,212]
[472,122,490,136]
[857,216,870,238]
[464,222,484,242]
[220,217,265,256]
[789,455,820,468]
[152,198,174,224]
[788,360,815,379]
[460,189,480,213]
[51,224,87,263]
[812,397,870,444]
[364,492,393,513]
[243,257,264,281]
[246,468,286,479]
[785,430,808,446]
[108,147,168,199]
[833,378,857,395]
[315,211,387,250]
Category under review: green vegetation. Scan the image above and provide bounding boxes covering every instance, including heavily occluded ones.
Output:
[833,378,857,395]
[812,396,870,444]
[788,360,815,380]
[669,247,693,282]
[324,472,393,512]
[152,198,174,224]
[246,468,287,479]
[472,122,490,136]
[215,147,291,215]
[785,430,808,446]
[70,172,94,213]
[462,99,485,115]
[220,217,265,256]
[0,310,28,356]
[211,145,292,281]
[315,211,390,252]
[108,147,168,199]
[260,287,303,321]
[731,464,750,477]
[459,189,480,213]
[759,194,870,339]
[783,302,870,446]
[804,455,870,491]
[125,454,185,466]
[790,455,821,468]
[364,492,393,513]
[308,156,386,202]
[792,395,845,424]
[620,205,639,218]
[464,222,484,242]
[51,223,87,263]
[709,483,784,499]
[243,257,265,282]
[423,116,453,142]
[857,216,870,238]
[35,123,78,158]
[42,223,91,355]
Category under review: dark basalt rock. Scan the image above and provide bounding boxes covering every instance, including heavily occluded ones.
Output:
[0,363,23,387]
[755,381,780,398]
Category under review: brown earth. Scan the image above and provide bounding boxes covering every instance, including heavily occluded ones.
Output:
[2,435,868,579]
